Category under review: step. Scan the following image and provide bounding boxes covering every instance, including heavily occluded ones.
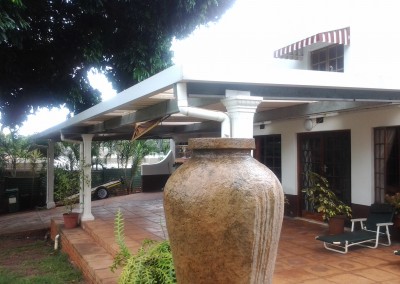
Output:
[81,218,164,257]
[50,208,167,283]
[57,225,122,284]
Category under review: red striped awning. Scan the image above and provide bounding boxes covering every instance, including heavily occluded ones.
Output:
[274,27,350,60]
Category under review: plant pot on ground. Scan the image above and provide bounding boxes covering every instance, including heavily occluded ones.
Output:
[55,168,81,229]
[302,171,352,235]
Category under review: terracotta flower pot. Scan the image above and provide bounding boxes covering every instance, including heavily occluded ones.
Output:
[63,212,80,229]
[328,215,346,235]
[394,214,400,228]
[164,138,284,284]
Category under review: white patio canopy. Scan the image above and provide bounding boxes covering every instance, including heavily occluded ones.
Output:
[34,64,400,142]
[34,64,400,219]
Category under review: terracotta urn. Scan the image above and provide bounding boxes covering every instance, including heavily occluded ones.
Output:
[164,138,284,283]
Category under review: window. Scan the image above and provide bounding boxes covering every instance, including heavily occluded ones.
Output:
[374,127,400,202]
[311,44,344,72]
[254,135,281,181]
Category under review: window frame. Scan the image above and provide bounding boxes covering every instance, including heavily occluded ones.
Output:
[310,44,344,72]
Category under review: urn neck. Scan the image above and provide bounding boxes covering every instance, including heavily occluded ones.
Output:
[188,138,254,158]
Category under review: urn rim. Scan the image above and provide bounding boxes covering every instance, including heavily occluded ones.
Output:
[188,138,255,150]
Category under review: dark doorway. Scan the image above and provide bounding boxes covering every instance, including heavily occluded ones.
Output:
[374,127,400,202]
[254,135,282,181]
[298,130,351,217]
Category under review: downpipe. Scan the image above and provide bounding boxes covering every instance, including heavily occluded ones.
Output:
[176,83,231,138]
[54,234,60,250]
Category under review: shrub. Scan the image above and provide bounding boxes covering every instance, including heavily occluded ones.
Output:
[112,209,176,284]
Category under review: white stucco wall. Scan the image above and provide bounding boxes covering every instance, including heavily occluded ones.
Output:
[141,150,175,176]
[254,105,400,206]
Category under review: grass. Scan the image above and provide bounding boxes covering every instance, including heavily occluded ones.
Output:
[0,236,85,284]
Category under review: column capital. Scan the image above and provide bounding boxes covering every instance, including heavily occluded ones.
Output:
[221,95,263,139]
[222,95,263,113]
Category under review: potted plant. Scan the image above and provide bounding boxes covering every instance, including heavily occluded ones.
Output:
[385,192,400,228]
[55,168,80,229]
[302,171,352,235]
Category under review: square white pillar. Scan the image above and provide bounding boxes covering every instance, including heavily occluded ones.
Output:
[46,139,56,209]
[81,134,94,221]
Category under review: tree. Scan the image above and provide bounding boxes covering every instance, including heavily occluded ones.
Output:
[114,139,162,191]
[91,141,104,170]
[55,141,80,171]
[0,131,31,177]
[0,0,235,128]
[0,1,28,42]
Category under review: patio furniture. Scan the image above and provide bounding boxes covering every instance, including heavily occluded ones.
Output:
[315,203,394,254]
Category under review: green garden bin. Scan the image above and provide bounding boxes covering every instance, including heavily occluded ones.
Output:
[5,188,19,213]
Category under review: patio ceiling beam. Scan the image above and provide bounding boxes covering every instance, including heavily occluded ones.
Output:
[87,97,220,134]
[172,120,221,133]
[254,101,390,122]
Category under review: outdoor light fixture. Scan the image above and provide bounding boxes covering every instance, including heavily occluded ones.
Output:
[254,121,271,129]
[304,118,314,131]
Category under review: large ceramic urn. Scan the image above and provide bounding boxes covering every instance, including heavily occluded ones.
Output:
[164,138,284,284]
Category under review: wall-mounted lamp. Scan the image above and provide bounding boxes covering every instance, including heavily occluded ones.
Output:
[254,121,271,129]
[305,112,338,131]
[304,118,314,131]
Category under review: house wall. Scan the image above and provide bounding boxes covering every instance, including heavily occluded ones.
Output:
[263,2,400,211]
[254,105,400,207]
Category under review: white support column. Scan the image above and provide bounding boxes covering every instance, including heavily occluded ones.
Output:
[78,143,84,213]
[81,134,94,221]
[222,91,263,138]
[46,139,56,209]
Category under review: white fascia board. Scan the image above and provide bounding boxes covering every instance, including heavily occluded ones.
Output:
[179,63,400,92]
[36,65,184,138]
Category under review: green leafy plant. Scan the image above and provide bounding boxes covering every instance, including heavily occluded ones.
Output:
[111,209,132,271]
[54,168,80,213]
[111,209,176,284]
[302,171,352,221]
[119,240,176,284]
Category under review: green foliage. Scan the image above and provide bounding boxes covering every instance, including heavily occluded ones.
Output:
[302,171,352,221]
[0,131,46,177]
[0,0,235,128]
[55,142,80,171]
[0,0,29,43]
[119,240,176,284]
[54,167,80,213]
[112,210,176,284]
[385,192,400,215]
[111,209,132,272]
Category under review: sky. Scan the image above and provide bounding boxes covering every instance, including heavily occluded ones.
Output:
[7,0,352,136]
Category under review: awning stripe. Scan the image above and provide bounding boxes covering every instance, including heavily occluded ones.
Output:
[274,27,350,60]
